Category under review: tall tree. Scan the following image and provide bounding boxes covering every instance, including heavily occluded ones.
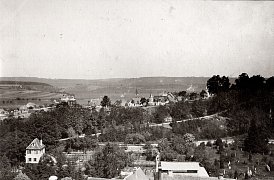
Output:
[244,118,269,154]
[101,96,111,107]
[266,76,274,92]
[200,90,208,99]
[207,75,230,95]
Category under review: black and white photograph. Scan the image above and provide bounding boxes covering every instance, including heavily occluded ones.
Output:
[0,0,274,179]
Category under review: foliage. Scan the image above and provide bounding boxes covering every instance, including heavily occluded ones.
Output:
[244,118,269,154]
[0,155,15,180]
[14,172,31,180]
[101,96,111,107]
[65,136,98,152]
[106,107,145,131]
[153,105,170,123]
[144,143,158,161]
[200,89,208,99]
[169,101,190,120]
[140,97,147,105]
[24,154,56,180]
[172,119,226,140]
[124,133,146,144]
[207,75,230,95]
[85,143,128,178]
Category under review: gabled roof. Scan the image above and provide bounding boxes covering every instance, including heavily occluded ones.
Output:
[26,138,45,150]
[124,167,149,180]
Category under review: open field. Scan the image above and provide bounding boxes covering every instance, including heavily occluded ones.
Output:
[0,81,63,108]
[0,88,63,108]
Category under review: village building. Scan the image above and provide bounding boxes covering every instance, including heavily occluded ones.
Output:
[25,138,45,164]
[60,95,76,106]
[155,154,210,179]
[0,109,9,121]
[127,97,143,107]
[148,92,170,106]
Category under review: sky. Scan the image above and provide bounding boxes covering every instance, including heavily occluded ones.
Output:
[0,0,273,79]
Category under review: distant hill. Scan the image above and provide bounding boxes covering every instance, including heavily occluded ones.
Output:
[0,76,236,104]
[0,80,52,87]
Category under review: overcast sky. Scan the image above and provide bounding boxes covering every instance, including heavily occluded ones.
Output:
[0,0,273,79]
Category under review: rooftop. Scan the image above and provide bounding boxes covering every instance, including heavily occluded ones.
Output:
[26,138,45,150]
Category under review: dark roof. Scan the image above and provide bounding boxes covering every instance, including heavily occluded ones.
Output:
[26,138,45,150]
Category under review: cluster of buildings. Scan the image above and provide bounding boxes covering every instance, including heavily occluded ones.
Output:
[0,94,77,121]
[0,102,45,121]
[25,137,234,180]
[87,91,177,111]
[87,86,211,111]
[127,92,176,107]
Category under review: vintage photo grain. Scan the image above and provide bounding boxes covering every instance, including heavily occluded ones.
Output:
[0,0,273,179]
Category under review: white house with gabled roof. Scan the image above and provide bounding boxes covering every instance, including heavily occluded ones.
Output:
[25,138,45,163]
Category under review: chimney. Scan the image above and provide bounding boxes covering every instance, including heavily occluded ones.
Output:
[40,139,42,146]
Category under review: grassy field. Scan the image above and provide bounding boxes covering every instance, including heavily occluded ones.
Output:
[0,88,63,108]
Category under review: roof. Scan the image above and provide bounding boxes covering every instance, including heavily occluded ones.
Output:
[124,167,149,180]
[26,138,45,150]
[162,174,235,180]
[161,162,200,171]
[26,102,37,108]
[160,162,209,177]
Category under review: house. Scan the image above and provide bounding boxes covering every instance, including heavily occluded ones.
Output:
[26,102,38,109]
[157,161,209,178]
[127,97,143,107]
[25,138,45,164]
[148,93,169,106]
[60,95,76,106]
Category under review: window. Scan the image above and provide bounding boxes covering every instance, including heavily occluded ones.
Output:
[27,150,31,154]
[28,158,31,162]
[35,151,38,154]
[34,158,37,162]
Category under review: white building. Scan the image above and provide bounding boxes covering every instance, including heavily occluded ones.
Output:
[157,161,209,178]
[60,95,76,106]
[25,138,45,164]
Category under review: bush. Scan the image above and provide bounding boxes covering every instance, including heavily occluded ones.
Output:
[125,133,146,144]
[206,141,213,147]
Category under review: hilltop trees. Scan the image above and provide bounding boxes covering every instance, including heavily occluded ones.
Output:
[207,75,230,95]
[207,73,274,151]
